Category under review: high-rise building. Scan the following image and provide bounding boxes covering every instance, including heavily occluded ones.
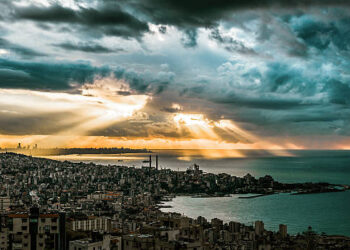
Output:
[255,221,264,236]
[4,207,66,250]
[279,224,287,239]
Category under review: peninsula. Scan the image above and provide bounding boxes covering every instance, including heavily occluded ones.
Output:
[0,146,150,156]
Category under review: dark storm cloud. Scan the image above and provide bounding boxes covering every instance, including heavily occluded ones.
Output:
[0,38,45,58]
[13,3,149,39]
[15,4,77,22]
[212,94,313,110]
[127,0,350,28]
[181,29,198,48]
[209,28,258,55]
[0,58,110,90]
[327,80,350,105]
[113,66,176,94]
[53,41,123,53]
[291,16,350,52]
[5,0,348,42]
[0,0,350,142]
[0,55,175,94]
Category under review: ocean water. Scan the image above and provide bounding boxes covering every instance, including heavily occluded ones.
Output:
[46,149,350,236]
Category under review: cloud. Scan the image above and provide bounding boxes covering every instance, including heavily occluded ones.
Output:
[158,25,167,34]
[0,80,148,136]
[290,15,350,52]
[53,41,124,53]
[212,93,314,110]
[13,3,149,39]
[0,0,350,148]
[128,0,350,28]
[0,56,176,96]
[0,58,110,90]
[0,38,45,58]
[209,28,258,55]
[113,65,176,94]
[162,103,183,113]
[3,0,350,48]
[181,29,198,48]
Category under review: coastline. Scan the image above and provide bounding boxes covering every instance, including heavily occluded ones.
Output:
[158,190,350,236]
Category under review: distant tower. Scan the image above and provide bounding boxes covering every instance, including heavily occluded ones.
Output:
[17,143,22,149]
[148,155,152,176]
[156,155,159,170]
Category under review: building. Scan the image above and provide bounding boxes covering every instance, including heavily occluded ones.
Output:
[0,197,10,212]
[70,238,103,250]
[123,234,154,250]
[0,227,9,250]
[6,207,66,250]
[72,216,111,232]
[279,224,287,239]
[70,234,122,250]
[255,221,264,236]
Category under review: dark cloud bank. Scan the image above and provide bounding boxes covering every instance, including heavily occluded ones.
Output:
[0,0,350,141]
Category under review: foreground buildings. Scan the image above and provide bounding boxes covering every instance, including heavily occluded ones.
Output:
[0,152,349,249]
[0,207,65,250]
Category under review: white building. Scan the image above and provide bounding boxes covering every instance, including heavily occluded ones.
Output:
[72,217,111,232]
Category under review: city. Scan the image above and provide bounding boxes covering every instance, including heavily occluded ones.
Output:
[0,152,349,249]
[1,0,350,249]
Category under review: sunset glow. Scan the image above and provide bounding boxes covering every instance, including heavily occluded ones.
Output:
[0,0,350,150]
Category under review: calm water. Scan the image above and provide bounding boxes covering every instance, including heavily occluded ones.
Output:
[46,149,350,235]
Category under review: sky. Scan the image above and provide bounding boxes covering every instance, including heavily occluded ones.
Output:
[0,0,350,150]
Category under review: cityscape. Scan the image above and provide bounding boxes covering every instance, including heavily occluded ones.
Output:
[1,0,350,249]
[0,152,349,249]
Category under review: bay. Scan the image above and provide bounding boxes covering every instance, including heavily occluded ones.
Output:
[46,149,350,236]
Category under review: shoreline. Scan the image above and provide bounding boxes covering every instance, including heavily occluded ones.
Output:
[157,190,350,237]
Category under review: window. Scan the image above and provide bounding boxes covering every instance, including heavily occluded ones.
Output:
[22,218,27,223]
[21,226,27,230]
[52,218,57,223]
[41,218,46,223]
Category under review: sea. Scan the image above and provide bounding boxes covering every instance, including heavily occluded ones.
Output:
[46,149,350,236]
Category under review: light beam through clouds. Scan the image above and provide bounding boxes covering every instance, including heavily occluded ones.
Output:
[0,77,148,147]
[0,0,350,149]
